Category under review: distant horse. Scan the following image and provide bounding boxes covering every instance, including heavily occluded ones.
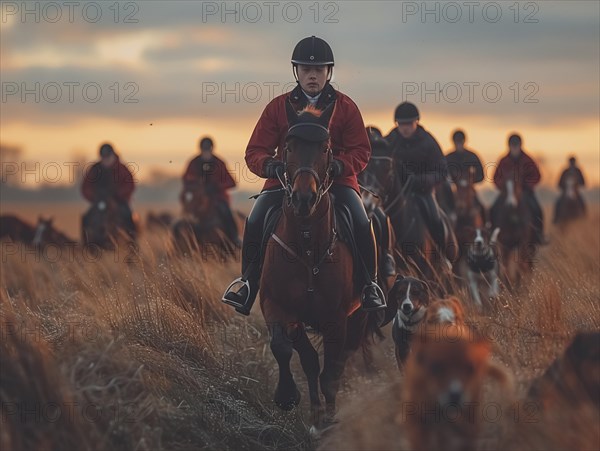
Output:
[32,216,76,248]
[358,141,398,325]
[0,215,76,253]
[358,141,397,282]
[172,182,235,257]
[553,176,586,230]
[495,178,536,287]
[0,215,35,245]
[453,179,485,273]
[82,200,136,250]
[260,103,377,432]
[386,172,458,286]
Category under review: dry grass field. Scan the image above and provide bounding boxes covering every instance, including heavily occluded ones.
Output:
[1,204,598,450]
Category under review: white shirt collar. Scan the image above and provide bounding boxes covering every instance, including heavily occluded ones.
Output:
[302,90,321,105]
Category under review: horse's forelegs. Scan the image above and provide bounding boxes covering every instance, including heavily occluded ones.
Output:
[319,321,347,423]
[269,322,301,411]
[292,328,323,427]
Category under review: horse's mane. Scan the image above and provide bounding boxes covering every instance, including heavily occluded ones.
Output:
[299,104,323,118]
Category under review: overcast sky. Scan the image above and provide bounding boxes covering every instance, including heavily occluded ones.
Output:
[1,0,599,189]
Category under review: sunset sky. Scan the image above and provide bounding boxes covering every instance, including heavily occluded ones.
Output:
[1,0,599,191]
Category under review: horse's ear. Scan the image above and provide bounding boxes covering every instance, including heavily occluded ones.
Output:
[490,227,500,245]
[318,102,335,128]
[285,100,298,126]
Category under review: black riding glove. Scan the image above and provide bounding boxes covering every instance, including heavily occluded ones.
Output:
[330,159,345,178]
[263,158,285,179]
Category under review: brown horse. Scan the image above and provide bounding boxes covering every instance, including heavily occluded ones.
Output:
[386,172,458,288]
[453,179,485,274]
[495,178,536,287]
[82,199,137,250]
[358,140,398,325]
[32,216,77,249]
[260,103,374,431]
[172,181,235,257]
[0,215,75,249]
[553,176,586,231]
[0,215,35,244]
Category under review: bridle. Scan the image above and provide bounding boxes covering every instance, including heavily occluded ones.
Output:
[278,131,334,209]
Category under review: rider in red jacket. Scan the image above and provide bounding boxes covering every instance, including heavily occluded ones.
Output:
[182,137,240,246]
[81,143,136,238]
[222,36,387,316]
[491,134,547,244]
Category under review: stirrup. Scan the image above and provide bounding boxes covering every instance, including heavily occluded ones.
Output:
[221,277,250,309]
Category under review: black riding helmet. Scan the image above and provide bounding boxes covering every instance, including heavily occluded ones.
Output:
[291,36,334,82]
[394,102,420,123]
[99,143,115,157]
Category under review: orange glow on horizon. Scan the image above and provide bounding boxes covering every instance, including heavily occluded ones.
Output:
[1,109,598,191]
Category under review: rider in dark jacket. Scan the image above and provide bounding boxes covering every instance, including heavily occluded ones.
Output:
[81,143,136,238]
[554,155,587,221]
[445,129,486,224]
[222,36,386,316]
[384,102,449,255]
[491,133,547,244]
[182,137,241,246]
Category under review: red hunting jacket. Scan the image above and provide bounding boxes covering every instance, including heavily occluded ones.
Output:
[493,150,541,191]
[183,155,236,203]
[245,84,370,193]
[81,157,135,204]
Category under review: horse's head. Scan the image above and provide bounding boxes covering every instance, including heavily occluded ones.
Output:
[359,132,394,216]
[503,172,523,208]
[565,176,579,199]
[182,181,212,219]
[32,216,53,247]
[284,102,334,217]
[455,181,476,216]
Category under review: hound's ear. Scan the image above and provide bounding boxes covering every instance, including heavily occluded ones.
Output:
[389,275,405,297]
[285,100,298,126]
[392,275,405,288]
[318,102,335,128]
[422,280,432,298]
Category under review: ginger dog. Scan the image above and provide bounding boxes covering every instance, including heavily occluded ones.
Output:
[401,324,512,451]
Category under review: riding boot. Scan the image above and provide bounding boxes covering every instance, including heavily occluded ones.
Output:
[373,207,396,278]
[355,221,387,312]
[222,219,262,315]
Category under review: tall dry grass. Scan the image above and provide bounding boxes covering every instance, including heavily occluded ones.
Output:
[1,212,599,450]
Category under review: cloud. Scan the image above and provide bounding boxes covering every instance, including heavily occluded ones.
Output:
[0,0,598,127]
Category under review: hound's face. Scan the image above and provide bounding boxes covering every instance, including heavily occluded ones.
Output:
[412,327,491,406]
[467,227,499,254]
[390,277,430,317]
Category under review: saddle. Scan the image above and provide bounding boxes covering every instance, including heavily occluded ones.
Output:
[259,201,363,291]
